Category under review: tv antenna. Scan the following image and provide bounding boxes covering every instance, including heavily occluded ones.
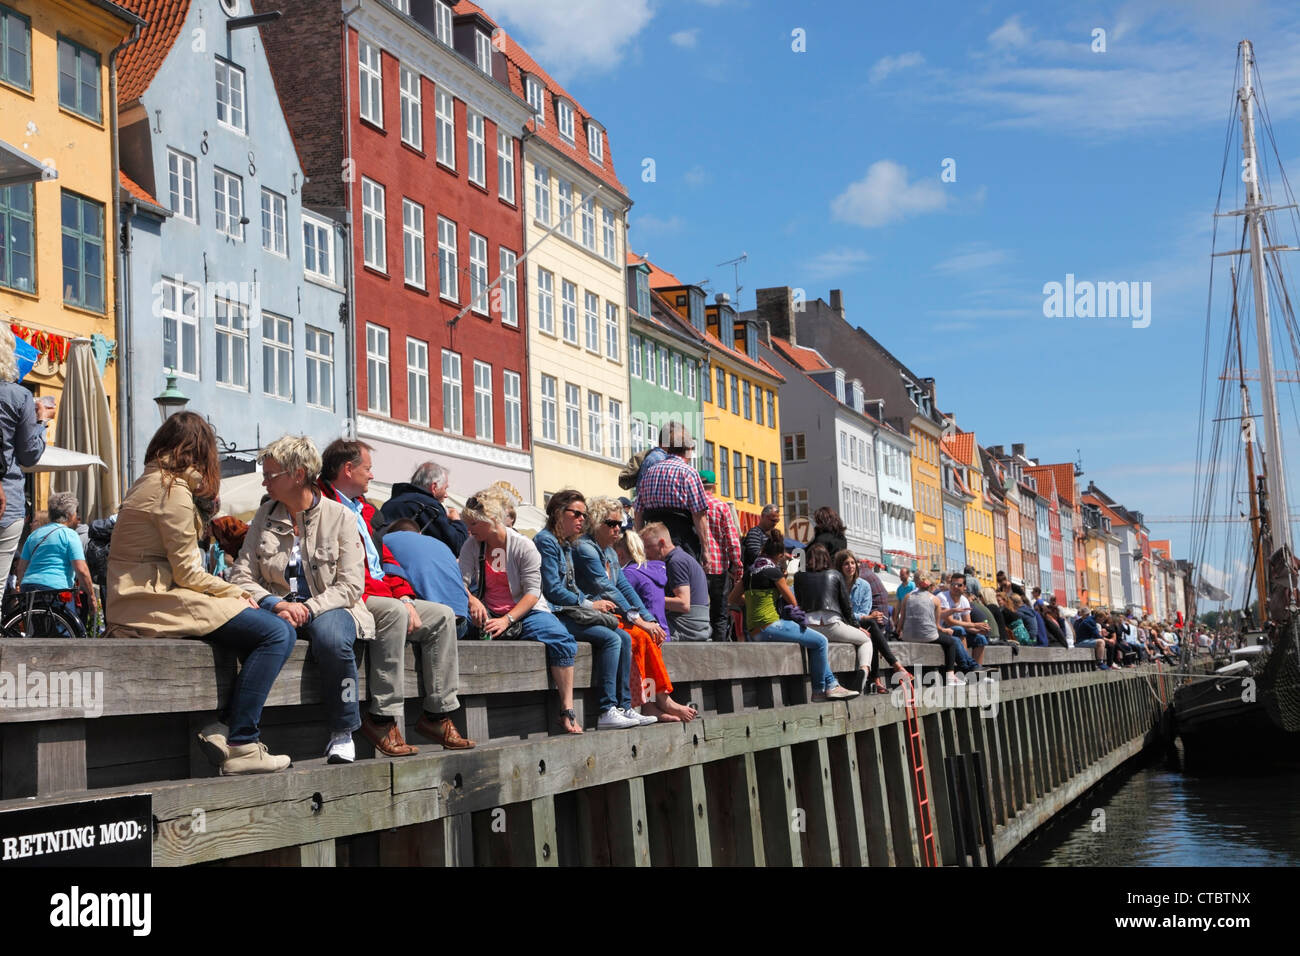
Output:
[716,252,748,309]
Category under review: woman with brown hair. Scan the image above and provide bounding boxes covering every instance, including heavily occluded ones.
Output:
[106,412,296,775]
[833,549,906,693]
[811,506,848,556]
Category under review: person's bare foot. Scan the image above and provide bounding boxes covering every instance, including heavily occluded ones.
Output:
[640,700,678,722]
[558,708,583,734]
[657,695,697,722]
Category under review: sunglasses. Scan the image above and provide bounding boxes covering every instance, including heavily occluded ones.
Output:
[262,469,289,482]
[564,508,588,520]
[602,519,623,530]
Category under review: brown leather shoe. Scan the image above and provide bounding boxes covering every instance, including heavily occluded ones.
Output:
[361,714,419,756]
[414,715,476,750]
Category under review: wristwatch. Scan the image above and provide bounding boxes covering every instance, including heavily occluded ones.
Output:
[505,613,516,625]
[399,596,414,606]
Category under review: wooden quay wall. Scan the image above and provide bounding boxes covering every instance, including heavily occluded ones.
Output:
[0,639,1170,866]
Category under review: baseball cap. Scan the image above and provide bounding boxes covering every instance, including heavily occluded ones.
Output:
[698,469,716,484]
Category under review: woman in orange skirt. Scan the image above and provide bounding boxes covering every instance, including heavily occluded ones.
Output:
[575,497,696,723]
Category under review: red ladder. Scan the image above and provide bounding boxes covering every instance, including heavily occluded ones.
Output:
[900,671,938,867]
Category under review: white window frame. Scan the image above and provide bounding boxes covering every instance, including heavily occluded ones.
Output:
[533,164,550,225]
[660,347,670,389]
[503,370,522,448]
[407,337,429,426]
[557,98,574,144]
[305,325,334,411]
[526,76,544,125]
[262,311,293,401]
[435,87,455,168]
[784,433,807,462]
[608,399,622,460]
[601,208,616,262]
[673,353,683,394]
[303,213,335,283]
[537,267,554,335]
[214,298,249,390]
[467,109,486,187]
[361,178,386,271]
[475,30,493,74]
[167,149,196,222]
[215,58,246,133]
[399,64,422,150]
[587,391,603,456]
[644,340,657,385]
[565,383,581,448]
[469,231,488,315]
[540,374,557,442]
[498,248,518,327]
[556,180,574,238]
[587,122,604,164]
[402,197,425,289]
[497,130,515,203]
[561,280,578,344]
[605,303,620,361]
[160,276,199,379]
[260,187,287,256]
[366,323,390,415]
[437,215,458,301]
[357,38,383,127]
[213,168,244,240]
[686,360,697,399]
[580,195,596,250]
[441,349,463,434]
[433,0,452,44]
[474,360,493,441]
[629,334,641,377]
[584,291,600,353]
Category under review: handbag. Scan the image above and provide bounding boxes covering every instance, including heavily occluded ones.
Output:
[554,542,620,630]
[472,541,523,641]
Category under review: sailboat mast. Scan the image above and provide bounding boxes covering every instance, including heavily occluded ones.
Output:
[1239,39,1293,557]
[1232,267,1270,624]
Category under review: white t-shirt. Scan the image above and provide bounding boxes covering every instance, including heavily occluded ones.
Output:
[937,591,970,618]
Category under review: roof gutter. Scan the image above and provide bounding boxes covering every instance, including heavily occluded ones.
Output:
[111,18,142,488]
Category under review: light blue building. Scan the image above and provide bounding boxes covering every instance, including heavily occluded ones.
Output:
[116,0,348,478]
[1036,494,1053,597]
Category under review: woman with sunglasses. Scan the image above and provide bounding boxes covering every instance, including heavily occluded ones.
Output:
[579,497,696,723]
[534,490,641,730]
[459,489,583,734]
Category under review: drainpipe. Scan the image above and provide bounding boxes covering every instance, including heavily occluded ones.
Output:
[111,22,142,489]
[341,3,362,438]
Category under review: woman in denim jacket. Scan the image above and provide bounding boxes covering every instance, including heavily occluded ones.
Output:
[534,490,642,731]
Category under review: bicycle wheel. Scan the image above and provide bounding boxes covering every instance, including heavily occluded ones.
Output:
[1,607,87,639]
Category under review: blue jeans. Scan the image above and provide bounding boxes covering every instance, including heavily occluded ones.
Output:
[753,619,837,693]
[559,616,631,711]
[260,597,360,735]
[947,626,979,670]
[516,611,578,667]
[207,607,297,745]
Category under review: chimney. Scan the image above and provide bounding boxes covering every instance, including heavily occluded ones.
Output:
[829,289,844,318]
[987,444,1005,459]
[1012,443,1026,459]
[756,287,795,344]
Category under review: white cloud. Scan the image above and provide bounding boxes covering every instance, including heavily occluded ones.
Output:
[684,165,709,186]
[933,245,1011,274]
[869,51,925,84]
[631,214,685,236]
[670,29,699,49]
[487,0,654,80]
[831,160,950,228]
[988,15,1030,49]
[803,248,872,279]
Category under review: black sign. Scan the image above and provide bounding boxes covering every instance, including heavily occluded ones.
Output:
[0,794,151,867]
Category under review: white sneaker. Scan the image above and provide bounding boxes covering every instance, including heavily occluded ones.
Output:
[946,672,966,686]
[598,707,640,730]
[325,732,356,764]
[623,707,658,726]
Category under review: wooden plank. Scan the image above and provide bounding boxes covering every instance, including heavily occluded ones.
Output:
[605,776,651,867]
[376,821,443,866]
[880,721,921,867]
[740,753,767,866]
[854,728,895,867]
[790,740,839,866]
[461,695,490,745]
[754,746,802,866]
[2,719,87,798]
[443,813,473,867]
[299,839,336,867]
[687,763,713,867]
[922,711,956,866]
[528,795,559,867]
[826,734,868,866]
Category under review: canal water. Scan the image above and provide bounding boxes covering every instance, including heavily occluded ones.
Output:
[1007,755,1300,866]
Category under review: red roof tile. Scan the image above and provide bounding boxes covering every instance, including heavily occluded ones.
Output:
[770,336,832,372]
[949,431,976,467]
[456,2,625,195]
[632,252,684,290]
[118,169,160,206]
[116,0,191,105]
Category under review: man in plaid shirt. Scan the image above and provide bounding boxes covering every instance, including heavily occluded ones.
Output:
[699,470,742,641]
[634,421,713,564]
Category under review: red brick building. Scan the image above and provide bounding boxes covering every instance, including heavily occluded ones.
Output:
[255,0,536,495]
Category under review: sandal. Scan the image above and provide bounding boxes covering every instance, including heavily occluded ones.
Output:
[557,708,583,734]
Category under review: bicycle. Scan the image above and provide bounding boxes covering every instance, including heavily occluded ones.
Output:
[0,587,93,639]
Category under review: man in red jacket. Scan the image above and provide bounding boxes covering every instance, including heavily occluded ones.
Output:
[319,439,473,754]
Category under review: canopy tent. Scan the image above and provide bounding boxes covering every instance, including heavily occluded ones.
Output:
[50,339,119,520]
[22,445,106,473]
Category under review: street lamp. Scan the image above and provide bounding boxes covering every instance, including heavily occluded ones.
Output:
[153,372,189,423]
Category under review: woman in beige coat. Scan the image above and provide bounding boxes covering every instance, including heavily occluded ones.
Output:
[106,412,296,775]
[230,435,372,764]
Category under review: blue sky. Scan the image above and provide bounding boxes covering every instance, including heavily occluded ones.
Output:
[486,0,1300,596]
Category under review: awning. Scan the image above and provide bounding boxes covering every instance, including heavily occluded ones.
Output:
[50,339,119,520]
[877,570,903,599]
[21,445,106,473]
[0,139,53,187]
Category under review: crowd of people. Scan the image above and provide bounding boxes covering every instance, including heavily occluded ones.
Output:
[0,399,1203,775]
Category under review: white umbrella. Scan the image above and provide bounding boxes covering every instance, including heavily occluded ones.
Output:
[217,473,393,521]
[22,445,106,473]
[50,338,119,520]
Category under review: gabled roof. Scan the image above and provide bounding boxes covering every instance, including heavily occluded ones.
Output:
[1040,463,1078,506]
[949,430,977,467]
[456,2,625,195]
[770,336,831,373]
[116,0,190,104]
[119,169,164,210]
[632,252,684,290]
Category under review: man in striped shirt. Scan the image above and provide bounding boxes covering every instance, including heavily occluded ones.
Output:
[634,421,713,563]
[700,470,742,642]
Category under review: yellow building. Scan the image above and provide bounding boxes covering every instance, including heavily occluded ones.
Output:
[951,430,996,592]
[647,265,783,531]
[910,416,945,573]
[0,0,137,452]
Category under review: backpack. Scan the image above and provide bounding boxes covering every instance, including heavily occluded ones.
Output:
[617,449,651,490]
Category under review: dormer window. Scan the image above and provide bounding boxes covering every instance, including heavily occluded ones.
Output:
[434,1,452,44]
[834,369,846,403]
[851,380,864,412]
[556,98,574,144]
[587,122,604,164]
[525,77,545,125]
[745,323,758,358]
[475,30,493,74]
